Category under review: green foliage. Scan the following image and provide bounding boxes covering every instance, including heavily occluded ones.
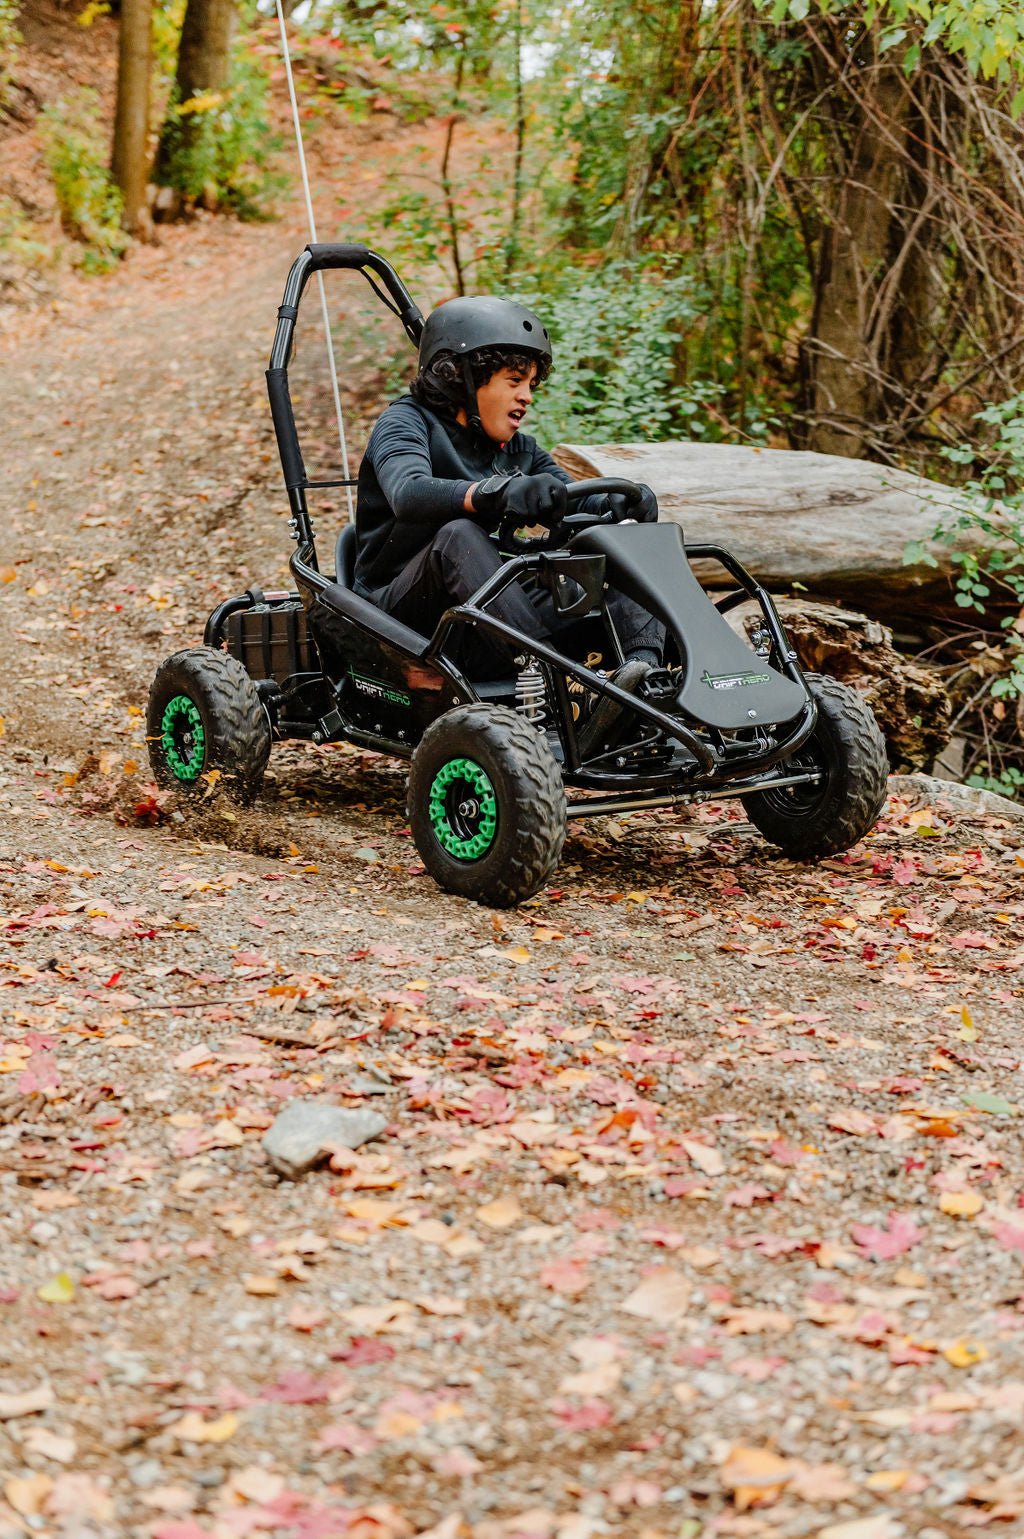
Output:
[507,261,725,444]
[762,0,1024,91]
[0,0,20,108]
[38,92,128,273]
[158,44,284,219]
[915,393,1024,795]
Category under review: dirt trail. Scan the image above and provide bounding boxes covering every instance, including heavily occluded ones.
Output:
[2,109,1024,1539]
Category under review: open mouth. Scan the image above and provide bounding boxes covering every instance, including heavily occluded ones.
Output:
[508,409,526,430]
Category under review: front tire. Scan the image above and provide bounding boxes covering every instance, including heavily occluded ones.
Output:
[147,647,271,805]
[408,703,566,907]
[742,672,887,858]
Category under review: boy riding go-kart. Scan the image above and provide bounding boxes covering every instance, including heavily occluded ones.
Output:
[147,244,888,907]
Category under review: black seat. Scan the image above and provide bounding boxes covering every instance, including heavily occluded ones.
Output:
[335,522,358,589]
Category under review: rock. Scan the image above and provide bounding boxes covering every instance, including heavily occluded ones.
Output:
[553,440,999,623]
[726,597,951,771]
[889,773,1024,821]
[261,1101,387,1179]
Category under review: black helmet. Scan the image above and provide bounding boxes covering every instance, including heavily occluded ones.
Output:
[417,295,552,371]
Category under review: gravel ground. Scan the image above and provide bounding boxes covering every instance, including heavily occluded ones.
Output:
[2,140,1024,1539]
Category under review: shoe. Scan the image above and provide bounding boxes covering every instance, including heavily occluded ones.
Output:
[577,660,651,756]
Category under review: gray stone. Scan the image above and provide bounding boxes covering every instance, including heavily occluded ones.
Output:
[261,1100,387,1179]
[889,772,1024,821]
[553,440,1003,622]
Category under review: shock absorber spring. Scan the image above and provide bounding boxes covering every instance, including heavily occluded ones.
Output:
[515,661,548,727]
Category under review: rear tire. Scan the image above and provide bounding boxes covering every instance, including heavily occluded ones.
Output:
[742,672,887,858]
[147,647,271,805]
[408,703,566,907]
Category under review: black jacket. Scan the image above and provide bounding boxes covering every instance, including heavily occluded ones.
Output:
[353,395,575,595]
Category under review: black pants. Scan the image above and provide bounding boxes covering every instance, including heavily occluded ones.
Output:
[362,518,664,678]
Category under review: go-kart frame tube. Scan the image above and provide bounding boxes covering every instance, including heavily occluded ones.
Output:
[429,556,819,787]
[267,244,425,551]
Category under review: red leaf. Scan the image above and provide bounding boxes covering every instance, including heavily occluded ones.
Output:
[850,1211,923,1260]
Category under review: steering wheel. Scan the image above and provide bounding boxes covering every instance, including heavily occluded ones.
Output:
[497,477,644,556]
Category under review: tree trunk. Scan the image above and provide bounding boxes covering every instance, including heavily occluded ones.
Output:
[804,33,909,457]
[153,0,235,191]
[110,0,152,233]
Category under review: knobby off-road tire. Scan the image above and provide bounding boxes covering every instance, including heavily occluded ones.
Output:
[147,647,271,806]
[742,672,888,859]
[408,703,566,907]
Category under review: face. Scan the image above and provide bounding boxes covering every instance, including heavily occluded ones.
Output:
[473,363,538,443]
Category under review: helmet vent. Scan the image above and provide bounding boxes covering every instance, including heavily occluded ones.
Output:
[523,320,534,331]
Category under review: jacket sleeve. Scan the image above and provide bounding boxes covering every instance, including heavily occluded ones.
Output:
[367,405,479,530]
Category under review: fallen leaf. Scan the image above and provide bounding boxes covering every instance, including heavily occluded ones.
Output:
[680,1138,725,1177]
[0,1382,55,1420]
[943,1338,988,1368]
[818,1518,901,1539]
[850,1213,922,1261]
[939,1191,983,1218]
[37,1272,74,1304]
[620,1267,691,1324]
[168,1410,239,1443]
[23,1427,76,1464]
[719,1444,793,1511]
[476,1193,522,1229]
[243,1275,279,1296]
[4,1473,52,1516]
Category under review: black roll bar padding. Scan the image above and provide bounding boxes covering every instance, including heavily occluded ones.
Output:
[304,243,425,345]
[266,245,425,514]
[267,366,307,492]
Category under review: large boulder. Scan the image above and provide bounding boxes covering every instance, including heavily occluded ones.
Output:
[553,441,992,624]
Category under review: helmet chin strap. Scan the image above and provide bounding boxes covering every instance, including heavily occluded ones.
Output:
[461,359,483,434]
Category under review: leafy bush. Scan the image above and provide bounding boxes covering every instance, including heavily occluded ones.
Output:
[909,392,1024,796]
[0,0,19,109]
[39,92,128,273]
[505,260,725,445]
[157,50,283,220]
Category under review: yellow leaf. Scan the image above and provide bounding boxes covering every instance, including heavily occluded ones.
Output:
[498,946,531,963]
[37,1271,74,1304]
[626,891,648,903]
[864,1470,910,1492]
[4,1473,52,1516]
[242,1274,279,1296]
[0,565,17,583]
[169,1410,238,1443]
[958,1005,977,1042]
[719,1444,793,1511]
[939,1190,983,1218]
[943,1338,988,1368]
[476,1193,522,1229]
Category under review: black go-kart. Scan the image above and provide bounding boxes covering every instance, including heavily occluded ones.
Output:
[147,244,888,907]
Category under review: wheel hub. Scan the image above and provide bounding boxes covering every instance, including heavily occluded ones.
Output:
[428,758,498,861]
[161,695,206,781]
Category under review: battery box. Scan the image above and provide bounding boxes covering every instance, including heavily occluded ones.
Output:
[225,602,318,684]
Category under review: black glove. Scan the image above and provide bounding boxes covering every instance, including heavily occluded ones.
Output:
[474,472,568,527]
[603,483,658,523]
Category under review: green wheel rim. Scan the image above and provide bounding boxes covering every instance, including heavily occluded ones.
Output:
[161,694,206,781]
[428,757,498,861]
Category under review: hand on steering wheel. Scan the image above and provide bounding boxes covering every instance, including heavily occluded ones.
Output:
[497,477,643,554]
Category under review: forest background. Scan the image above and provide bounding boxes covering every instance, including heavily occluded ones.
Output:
[2,0,1024,779]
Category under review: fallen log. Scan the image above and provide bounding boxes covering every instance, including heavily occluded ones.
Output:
[725,598,951,772]
[553,441,996,625]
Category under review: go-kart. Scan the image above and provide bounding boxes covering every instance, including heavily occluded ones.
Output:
[147,243,888,907]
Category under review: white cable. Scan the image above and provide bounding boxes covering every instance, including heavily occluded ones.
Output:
[275,0,354,520]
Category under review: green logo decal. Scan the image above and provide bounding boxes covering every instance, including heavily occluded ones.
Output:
[700,668,771,692]
[349,671,411,709]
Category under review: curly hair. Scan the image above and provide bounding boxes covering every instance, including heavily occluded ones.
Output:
[410,345,552,416]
